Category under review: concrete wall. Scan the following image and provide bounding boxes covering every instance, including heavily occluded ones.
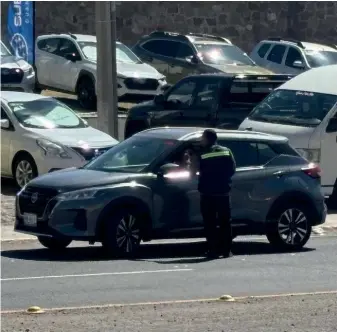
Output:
[1,2,337,51]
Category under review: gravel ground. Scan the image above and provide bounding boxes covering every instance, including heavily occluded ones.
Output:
[2,294,337,332]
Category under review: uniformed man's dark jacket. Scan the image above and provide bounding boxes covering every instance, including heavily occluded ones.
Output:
[197,144,236,196]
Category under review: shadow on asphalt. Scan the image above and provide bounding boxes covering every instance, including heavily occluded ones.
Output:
[1,240,315,264]
[1,178,18,196]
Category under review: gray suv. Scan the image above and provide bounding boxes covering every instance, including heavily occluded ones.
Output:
[15,128,326,256]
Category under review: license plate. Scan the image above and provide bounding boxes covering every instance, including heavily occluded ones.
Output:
[23,213,37,226]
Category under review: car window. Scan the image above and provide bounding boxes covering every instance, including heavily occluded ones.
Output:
[266,45,286,64]
[58,39,80,57]
[218,140,259,168]
[166,79,196,108]
[305,50,337,68]
[257,43,272,58]
[193,81,220,110]
[257,143,277,165]
[175,43,194,59]
[141,40,178,58]
[85,136,179,173]
[8,98,88,129]
[1,107,9,120]
[249,89,337,127]
[285,47,303,67]
[37,38,61,54]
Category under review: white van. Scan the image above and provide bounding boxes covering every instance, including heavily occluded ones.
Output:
[239,64,337,198]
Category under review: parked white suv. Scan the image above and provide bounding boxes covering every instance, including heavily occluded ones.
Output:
[0,91,118,188]
[35,34,167,109]
[1,40,36,92]
[250,38,337,75]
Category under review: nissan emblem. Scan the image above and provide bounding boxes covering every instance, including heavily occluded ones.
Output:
[31,192,38,204]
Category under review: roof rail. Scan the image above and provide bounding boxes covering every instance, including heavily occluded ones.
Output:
[149,30,189,42]
[187,33,232,44]
[68,33,77,40]
[267,37,304,49]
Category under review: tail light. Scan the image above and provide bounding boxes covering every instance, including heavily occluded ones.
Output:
[301,163,321,179]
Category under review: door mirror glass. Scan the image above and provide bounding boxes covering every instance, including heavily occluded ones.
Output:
[326,117,337,133]
[160,84,171,93]
[157,163,189,178]
[190,54,199,64]
[292,60,305,69]
[154,93,165,104]
[65,53,80,62]
[0,119,10,129]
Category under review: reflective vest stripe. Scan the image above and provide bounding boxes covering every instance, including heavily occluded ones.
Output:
[201,150,230,159]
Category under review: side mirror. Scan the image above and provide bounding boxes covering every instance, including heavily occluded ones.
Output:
[160,84,171,92]
[0,119,10,129]
[157,163,180,176]
[190,55,199,64]
[326,117,337,133]
[292,60,305,69]
[154,93,165,104]
[65,53,80,62]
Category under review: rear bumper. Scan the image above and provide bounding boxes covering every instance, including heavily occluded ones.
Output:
[311,202,327,226]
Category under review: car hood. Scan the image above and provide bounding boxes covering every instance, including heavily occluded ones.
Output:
[239,118,315,148]
[0,55,31,71]
[28,168,144,191]
[26,126,119,148]
[207,63,274,75]
[128,99,157,116]
[117,62,165,79]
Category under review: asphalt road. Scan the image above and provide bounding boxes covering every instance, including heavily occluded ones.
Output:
[1,236,337,311]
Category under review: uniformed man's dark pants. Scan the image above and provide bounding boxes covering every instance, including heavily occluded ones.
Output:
[200,194,232,255]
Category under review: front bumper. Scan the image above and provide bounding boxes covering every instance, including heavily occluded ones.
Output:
[1,70,36,92]
[117,77,166,98]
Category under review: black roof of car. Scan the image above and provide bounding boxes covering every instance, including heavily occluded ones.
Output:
[135,127,288,143]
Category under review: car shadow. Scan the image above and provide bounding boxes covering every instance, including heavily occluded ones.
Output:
[1,240,315,264]
[1,178,18,195]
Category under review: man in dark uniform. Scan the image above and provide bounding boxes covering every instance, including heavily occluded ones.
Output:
[198,129,236,258]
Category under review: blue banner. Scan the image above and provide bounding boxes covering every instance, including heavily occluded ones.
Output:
[7,1,35,64]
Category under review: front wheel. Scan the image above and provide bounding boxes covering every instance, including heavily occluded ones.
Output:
[13,155,38,188]
[38,236,72,250]
[77,77,96,110]
[101,208,142,257]
[266,205,312,250]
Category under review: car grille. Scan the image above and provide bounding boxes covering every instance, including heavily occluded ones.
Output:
[71,146,113,161]
[18,186,59,218]
[124,78,159,91]
[1,68,24,84]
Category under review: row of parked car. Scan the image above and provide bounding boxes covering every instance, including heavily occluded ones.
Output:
[2,31,337,109]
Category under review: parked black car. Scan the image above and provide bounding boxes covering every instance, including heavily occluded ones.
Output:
[132,31,274,84]
[124,73,293,138]
[15,128,326,257]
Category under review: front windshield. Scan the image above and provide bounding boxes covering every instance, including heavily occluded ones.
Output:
[248,89,337,127]
[194,43,255,66]
[9,99,88,129]
[1,41,12,57]
[85,136,179,173]
[305,50,337,68]
[78,41,141,64]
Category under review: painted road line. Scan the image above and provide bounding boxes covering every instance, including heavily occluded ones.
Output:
[1,290,337,314]
[1,268,193,282]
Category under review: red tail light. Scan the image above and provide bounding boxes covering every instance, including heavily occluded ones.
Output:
[302,163,321,179]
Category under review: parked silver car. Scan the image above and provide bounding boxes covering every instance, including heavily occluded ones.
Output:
[15,128,326,256]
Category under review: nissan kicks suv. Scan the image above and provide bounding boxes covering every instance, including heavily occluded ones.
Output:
[15,127,326,257]
[132,31,274,84]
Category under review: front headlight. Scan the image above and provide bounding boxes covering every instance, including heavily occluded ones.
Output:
[159,77,167,85]
[36,139,71,159]
[57,189,98,201]
[297,148,321,163]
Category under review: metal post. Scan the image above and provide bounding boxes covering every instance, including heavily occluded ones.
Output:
[95,1,118,139]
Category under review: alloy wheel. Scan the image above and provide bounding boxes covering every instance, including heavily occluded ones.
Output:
[15,160,34,188]
[116,214,141,254]
[277,208,309,246]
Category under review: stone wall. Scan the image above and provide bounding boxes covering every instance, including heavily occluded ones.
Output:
[1,1,337,52]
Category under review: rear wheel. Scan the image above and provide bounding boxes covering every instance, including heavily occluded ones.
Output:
[77,76,96,110]
[38,236,72,250]
[266,204,312,250]
[101,207,142,257]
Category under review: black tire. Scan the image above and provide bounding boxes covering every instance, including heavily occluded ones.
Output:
[124,121,148,139]
[77,76,96,110]
[266,203,312,251]
[13,154,38,188]
[101,207,142,258]
[38,236,72,250]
